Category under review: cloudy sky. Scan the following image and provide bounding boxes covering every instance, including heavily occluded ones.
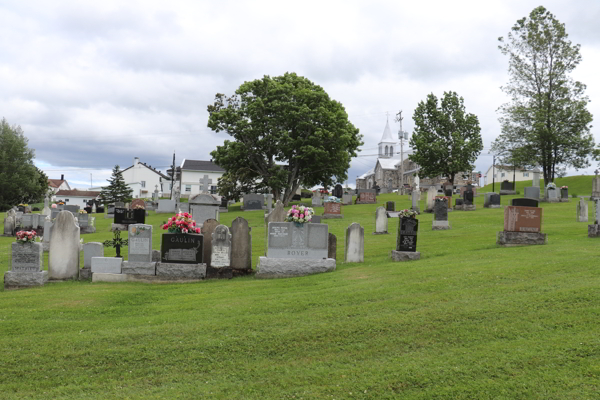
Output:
[1,0,599,189]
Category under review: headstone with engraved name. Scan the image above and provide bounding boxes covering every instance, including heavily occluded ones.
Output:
[201,219,220,268]
[342,193,353,205]
[356,189,377,204]
[511,198,539,208]
[4,241,48,288]
[160,232,203,264]
[323,201,342,219]
[211,225,232,269]
[390,216,421,261]
[156,199,177,214]
[312,195,323,207]
[545,186,558,202]
[257,222,335,278]
[524,187,540,200]
[128,224,153,263]
[386,201,395,212]
[498,205,547,246]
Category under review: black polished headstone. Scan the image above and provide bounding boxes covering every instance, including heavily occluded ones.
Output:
[501,181,514,191]
[464,188,474,205]
[161,233,204,264]
[455,198,464,206]
[114,208,137,225]
[397,217,419,252]
[511,198,539,208]
[386,201,395,212]
[490,194,501,205]
[333,184,343,199]
[434,199,448,221]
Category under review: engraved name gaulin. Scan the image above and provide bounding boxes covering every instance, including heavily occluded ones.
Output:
[170,236,196,244]
[287,250,308,256]
[519,227,539,232]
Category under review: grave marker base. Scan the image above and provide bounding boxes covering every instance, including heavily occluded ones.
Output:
[206,266,233,279]
[499,190,517,195]
[122,261,157,275]
[587,225,600,237]
[4,271,48,289]
[79,267,92,280]
[432,221,451,230]
[390,250,421,262]
[496,231,547,246]
[256,257,336,279]
[321,214,343,219]
[156,263,206,278]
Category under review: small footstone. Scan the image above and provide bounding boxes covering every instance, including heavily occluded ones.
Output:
[4,271,48,289]
[390,251,421,262]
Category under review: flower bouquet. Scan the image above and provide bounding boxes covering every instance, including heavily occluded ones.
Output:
[546,182,557,189]
[161,212,201,234]
[133,204,145,209]
[16,230,37,244]
[285,205,314,226]
[79,209,87,214]
[560,186,568,189]
[325,196,341,203]
[398,209,418,219]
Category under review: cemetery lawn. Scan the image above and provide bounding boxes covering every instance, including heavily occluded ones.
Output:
[1,191,599,399]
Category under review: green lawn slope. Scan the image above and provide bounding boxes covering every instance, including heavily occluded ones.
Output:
[0,195,598,399]
[479,174,593,197]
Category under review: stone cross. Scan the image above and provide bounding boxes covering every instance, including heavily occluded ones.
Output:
[200,175,213,194]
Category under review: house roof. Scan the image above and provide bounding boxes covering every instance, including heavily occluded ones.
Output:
[121,161,170,179]
[55,190,101,198]
[48,179,66,188]
[181,159,225,172]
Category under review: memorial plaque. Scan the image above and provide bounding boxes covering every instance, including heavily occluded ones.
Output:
[504,206,542,233]
[11,242,43,272]
[160,233,203,264]
[324,202,341,214]
[397,217,419,252]
[267,222,328,259]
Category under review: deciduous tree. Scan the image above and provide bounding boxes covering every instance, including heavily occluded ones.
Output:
[492,6,595,183]
[208,72,362,205]
[409,92,483,185]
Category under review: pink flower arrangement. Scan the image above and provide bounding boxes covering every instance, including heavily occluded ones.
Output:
[161,212,201,234]
[285,205,313,224]
[16,230,37,244]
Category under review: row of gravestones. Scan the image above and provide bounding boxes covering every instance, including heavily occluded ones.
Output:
[3,209,95,239]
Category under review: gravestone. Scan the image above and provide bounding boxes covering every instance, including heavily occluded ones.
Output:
[577,198,588,222]
[560,187,569,201]
[209,225,233,279]
[189,193,220,227]
[333,184,343,199]
[256,222,335,278]
[432,198,450,230]
[201,219,220,268]
[81,242,103,279]
[21,214,33,229]
[374,206,388,234]
[498,205,546,246]
[4,241,48,289]
[41,196,51,217]
[64,205,80,215]
[127,224,153,263]
[524,187,540,200]
[545,187,558,202]
[3,215,15,236]
[511,198,539,208]
[77,213,89,227]
[588,200,600,237]
[500,180,516,195]
[443,182,453,197]
[312,196,323,207]
[264,200,287,254]
[157,199,177,214]
[591,171,600,200]
[266,194,273,214]
[130,199,146,209]
[230,217,252,273]
[91,257,122,274]
[425,187,437,212]
[454,198,464,211]
[51,208,61,220]
[48,211,80,280]
[243,194,265,211]
[489,194,501,208]
[114,208,138,225]
[386,201,395,212]
[391,216,421,262]
[160,232,203,264]
[178,203,190,214]
[342,193,353,205]
[219,196,229,213]
[345,223,364,263]
[328,233,337,260]
[463,185,474,205]
[356,189,377,204]
[532,167,541,187]
[311,215,321,223]
[42,217,52,251]
[323,201,342,219]
[411,191,420,213]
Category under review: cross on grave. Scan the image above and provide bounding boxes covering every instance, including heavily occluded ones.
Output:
[200,175,213,194]
[595,169,599,177]
[103,230,128,258]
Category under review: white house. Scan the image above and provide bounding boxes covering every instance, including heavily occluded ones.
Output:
[48,175,71,200]
[121,157,171,199]
[484,165,536,186]
[178,159,225,198]
[55,189,101,207]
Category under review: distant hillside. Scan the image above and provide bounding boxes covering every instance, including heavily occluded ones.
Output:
[479,175,593,197]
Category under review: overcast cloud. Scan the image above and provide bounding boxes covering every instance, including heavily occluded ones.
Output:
[1,0,599,189]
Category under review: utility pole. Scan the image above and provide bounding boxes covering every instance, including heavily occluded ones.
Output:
[170,151,176,199]
[492,155,496,192]
[395,110,408,195]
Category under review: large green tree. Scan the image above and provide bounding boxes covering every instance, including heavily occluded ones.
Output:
[409,91,483,185]
[208,72,363,205]
[100,165,133,205]
[0,118,48,211]
[492,6,595,183]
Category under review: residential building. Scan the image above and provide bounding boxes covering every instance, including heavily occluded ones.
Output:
[175,159,226,198]
[121,157,171,199]
[483,165,535,186]
[55,189,101,207]
[48,175,71,200]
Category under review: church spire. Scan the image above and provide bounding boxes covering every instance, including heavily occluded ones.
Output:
[378,116,396,158]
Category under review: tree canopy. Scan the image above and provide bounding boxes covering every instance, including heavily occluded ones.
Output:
[409,92,483,185]
[0,118,48,210]
[208,72,363,205]
[100,165,133,205]
[492,6,595,183]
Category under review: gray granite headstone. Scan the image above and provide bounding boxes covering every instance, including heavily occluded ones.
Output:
[425,187,437,212]
[48,211,80,279]
[4,215,15,235]
[211,225,232,268]
[64,205,80,215]
[577,198,588,222]
[83,242,104,269]
[266,194,273,214]
[532,167,541,187]
[524,187,540,200]
[230,217,252,271]
[546,188,558,200]
[157,199,177,213]
[128,224,153,263]
[201,219,220,267]
[311,196,323,207]
[328,233,337,260]
[345,223,364,262]
[411,191,420,212]
[11,242,43,272]
[342,193,353,205]
[21,214,33,228]
[267,222,328,259]
[189,193,220,226]
[78,213,89,227]
[243,194,264,211]
[374,206,388,234]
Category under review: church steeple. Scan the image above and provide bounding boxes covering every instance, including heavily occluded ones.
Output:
[378,118,396,158]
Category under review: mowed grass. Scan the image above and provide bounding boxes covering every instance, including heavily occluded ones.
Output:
[0,191,599,399]
[479,174,594,197]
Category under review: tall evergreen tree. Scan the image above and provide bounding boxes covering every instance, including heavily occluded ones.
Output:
[100,165,133,205]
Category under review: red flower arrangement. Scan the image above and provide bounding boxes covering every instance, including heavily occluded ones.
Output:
[161,212,201,234]
[16,230,37,244]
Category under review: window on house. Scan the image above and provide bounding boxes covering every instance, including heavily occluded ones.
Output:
[185,185,191,192]
[501,173,505,177]
[141,181,146,188]
[523,172,529,177]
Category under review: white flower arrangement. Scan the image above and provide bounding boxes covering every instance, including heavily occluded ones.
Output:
[285,205,314,224]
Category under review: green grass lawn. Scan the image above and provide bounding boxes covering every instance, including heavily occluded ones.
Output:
[479,174,593,197]
[0,192,599,399]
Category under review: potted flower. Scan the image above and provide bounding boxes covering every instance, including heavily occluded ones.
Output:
[160,212,203,264]
[285,205,314,226]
